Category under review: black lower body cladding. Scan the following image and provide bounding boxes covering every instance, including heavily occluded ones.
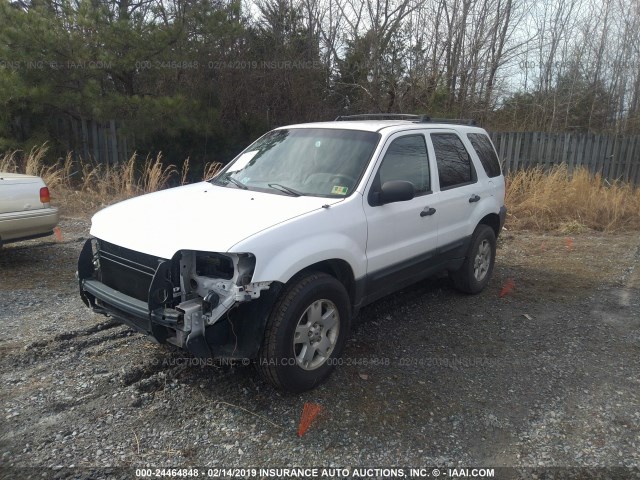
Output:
[499,205,507,232]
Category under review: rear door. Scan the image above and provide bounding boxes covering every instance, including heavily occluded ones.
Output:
[427,131,483,260]
[466,132,505,203]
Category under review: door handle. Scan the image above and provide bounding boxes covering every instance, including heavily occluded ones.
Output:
[469,194,481,203]
[420,207,436,217]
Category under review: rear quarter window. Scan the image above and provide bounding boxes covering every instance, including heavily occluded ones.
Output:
[467,133,501,178]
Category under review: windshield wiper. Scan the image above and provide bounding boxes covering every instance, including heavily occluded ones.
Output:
[224,176,248,190]
[268,183,303,197]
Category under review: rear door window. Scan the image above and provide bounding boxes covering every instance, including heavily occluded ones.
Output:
[431,133,475,189]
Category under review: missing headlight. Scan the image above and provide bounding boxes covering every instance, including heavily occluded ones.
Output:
[195,252,234,280]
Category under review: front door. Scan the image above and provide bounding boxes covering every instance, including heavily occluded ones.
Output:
[363,131,440,301]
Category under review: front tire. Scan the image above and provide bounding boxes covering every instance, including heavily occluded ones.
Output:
[257,272,351,392]
[451,224,496,294]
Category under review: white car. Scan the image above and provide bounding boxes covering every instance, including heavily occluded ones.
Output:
[0,172,59,246]
[79,114,506,392]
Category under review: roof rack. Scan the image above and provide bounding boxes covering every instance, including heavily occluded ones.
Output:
[422,117,477,126]
[334,113,477,126]
[335,113,423,121]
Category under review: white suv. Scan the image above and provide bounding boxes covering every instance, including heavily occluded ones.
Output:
[78,114,506,392]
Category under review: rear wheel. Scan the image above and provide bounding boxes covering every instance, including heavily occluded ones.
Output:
[451,225,496,294]
[257,272,351,392]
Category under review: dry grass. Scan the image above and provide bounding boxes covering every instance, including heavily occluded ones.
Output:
[0,145,223,215]
[506,165,640,232]
[203,161,224,180]
[2,146,639,231]
[0,145,68,191]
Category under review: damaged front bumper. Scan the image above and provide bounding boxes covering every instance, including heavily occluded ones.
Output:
[77,238,280,359]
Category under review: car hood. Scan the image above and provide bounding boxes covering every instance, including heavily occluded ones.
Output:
[90,182,342,259]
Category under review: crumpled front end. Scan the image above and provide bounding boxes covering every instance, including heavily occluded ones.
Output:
[77,238,280,359]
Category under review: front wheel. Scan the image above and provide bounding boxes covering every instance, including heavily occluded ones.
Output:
[450,224,496,294]
[257,272,351,392]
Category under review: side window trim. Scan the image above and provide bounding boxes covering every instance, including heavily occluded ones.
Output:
[460,134,487,180]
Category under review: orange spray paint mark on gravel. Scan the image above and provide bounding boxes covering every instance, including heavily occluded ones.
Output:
[499,278,516,298]
[565,237,574,251]
[53,227,62,242]
[297,402,322,437]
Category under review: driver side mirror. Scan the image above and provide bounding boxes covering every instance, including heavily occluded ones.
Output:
[378,180,415,205]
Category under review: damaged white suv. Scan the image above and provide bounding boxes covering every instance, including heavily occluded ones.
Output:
[78,114,506,392]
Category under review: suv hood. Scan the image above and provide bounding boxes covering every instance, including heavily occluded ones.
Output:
[90,182,342,259]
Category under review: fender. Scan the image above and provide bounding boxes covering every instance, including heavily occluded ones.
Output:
[229,195,368,284]
[465,195,502,237]
[250,232,365,284]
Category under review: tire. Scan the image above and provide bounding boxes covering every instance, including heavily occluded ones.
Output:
[257,271,351,392]
[450,224,496,294]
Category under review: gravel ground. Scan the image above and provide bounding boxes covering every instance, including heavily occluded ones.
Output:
[0,217,639,479]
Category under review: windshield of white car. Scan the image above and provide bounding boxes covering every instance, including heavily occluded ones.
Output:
[210,128,380,197]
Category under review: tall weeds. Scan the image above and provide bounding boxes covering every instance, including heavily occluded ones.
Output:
[505,165,640,231]
[2,146,639,231]
[0,146,222,214]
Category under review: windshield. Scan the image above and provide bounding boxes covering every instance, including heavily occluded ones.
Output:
[211,128,380,197]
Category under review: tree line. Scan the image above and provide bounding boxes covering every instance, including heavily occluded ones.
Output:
[0,0,638,166]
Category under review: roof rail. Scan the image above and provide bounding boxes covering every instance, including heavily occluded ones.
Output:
[334,113,477,126]
[335,113,422,121]
[422,117,477,126]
